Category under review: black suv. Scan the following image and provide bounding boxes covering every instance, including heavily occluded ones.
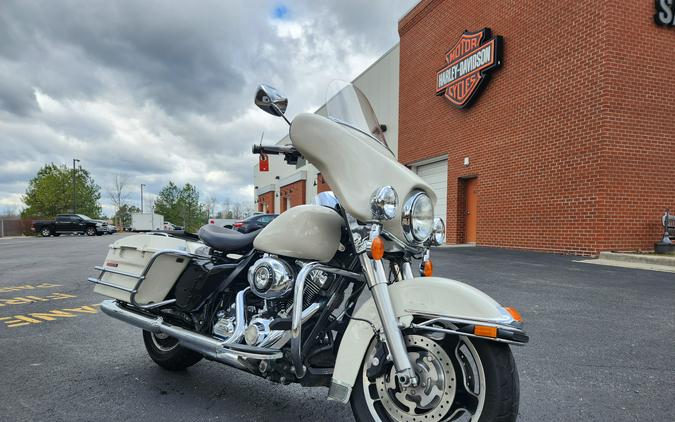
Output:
[232,214,278,233]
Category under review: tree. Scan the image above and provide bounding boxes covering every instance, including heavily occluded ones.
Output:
[114,204,141,228]
[154,181,206,232]
[205,195,217,218]
[107,174,132,226]
[22,163,102,218]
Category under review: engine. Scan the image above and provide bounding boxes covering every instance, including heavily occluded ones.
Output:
[212,256,332,348]
[247,257,294,299]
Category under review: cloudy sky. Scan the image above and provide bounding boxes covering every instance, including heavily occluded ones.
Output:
[0,0,417,216]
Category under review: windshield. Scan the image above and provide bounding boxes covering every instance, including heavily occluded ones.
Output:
[325,82,391,152]
[77,214,92,220]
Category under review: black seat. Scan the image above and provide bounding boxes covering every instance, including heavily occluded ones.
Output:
[197,224,260,252]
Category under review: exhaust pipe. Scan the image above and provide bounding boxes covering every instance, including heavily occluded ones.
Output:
[100,300,248,370]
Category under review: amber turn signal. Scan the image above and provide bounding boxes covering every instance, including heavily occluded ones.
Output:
[371,236,385,260]
[474,325,497,338]
[504,306,523,322]
[423,260,433,277]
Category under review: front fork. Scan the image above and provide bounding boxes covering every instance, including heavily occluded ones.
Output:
[359,227,418,388]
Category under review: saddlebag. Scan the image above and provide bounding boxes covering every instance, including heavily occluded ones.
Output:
[91,234,209,306]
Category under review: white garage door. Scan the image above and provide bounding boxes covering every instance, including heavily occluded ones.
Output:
[415,159,448,240]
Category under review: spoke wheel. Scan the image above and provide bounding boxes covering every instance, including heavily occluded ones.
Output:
[356,333,491,422]
[142,330,203,371]
[150,332,179,352]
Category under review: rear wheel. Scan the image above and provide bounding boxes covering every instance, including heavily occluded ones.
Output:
[351,333,519,422]
[142,330,203,371]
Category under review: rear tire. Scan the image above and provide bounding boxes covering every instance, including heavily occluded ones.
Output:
[142,330,203,371]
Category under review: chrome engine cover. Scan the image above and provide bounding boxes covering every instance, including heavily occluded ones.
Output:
[247,257,294,299]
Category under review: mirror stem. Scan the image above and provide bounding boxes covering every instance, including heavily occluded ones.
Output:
[272,103,291,126]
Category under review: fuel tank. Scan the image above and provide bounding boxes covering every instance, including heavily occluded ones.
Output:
[253,204,343,262]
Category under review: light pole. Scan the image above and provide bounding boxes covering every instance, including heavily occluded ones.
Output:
[140,184,146,213]
[72,158,80,213]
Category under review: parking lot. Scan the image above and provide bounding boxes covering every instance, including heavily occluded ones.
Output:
[0,235,673,422]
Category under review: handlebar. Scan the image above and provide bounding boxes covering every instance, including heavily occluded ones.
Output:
[253,144,302,165]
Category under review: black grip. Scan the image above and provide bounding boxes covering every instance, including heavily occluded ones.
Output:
[252,144,302,165]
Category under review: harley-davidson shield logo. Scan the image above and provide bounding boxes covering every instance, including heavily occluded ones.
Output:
[436,28,503,109]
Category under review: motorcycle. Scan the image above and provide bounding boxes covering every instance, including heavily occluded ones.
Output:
[89,83,528,421]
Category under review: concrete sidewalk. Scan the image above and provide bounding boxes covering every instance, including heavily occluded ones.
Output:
[577,252,675,274]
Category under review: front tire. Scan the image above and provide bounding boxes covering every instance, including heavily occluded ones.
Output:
[40,227,52,237]
[142,330,203,371]
[351,333,519,422]
[85,227,96,236]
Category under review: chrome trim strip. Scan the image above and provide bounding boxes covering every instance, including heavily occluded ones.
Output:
[409,312,523,332]
[327,378,352,403]
[87,277,136,293]
[410,323,526,346]
[94,266,145,279]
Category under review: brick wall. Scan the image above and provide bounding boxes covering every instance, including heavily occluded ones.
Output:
[399,0,675,255]
[279,180,306,212]
[316,173,331,193]
[597,1,675,252]
[258,191,275,214]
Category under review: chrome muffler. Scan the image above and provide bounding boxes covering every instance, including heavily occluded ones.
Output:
[100,299,252,370]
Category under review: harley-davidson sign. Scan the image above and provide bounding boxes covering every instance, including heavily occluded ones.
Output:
[436,28,503,109]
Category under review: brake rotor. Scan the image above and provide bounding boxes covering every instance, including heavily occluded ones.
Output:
[374,335,456,422]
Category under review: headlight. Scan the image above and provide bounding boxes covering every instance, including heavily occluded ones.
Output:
[370,186,398,220]
[96,222,102,227]
[401,191,434,242]
[432,217,445,245]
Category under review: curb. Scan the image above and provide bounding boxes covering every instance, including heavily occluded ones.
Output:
[599,252,675,268]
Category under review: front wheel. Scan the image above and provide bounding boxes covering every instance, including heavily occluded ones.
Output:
[351,333,519,422]
[40,227,52,237]
[142,330,203,371]
[85,227,96,236]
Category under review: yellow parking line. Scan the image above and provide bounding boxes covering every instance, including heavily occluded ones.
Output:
[0,304,102,329]
[0,283,62,294]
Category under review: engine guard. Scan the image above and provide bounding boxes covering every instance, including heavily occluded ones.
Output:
[328,276,528,403]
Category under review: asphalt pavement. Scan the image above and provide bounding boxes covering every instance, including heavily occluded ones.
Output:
[0,235,673,421]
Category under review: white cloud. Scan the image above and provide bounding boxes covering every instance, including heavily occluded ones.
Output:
[0,0,418,215]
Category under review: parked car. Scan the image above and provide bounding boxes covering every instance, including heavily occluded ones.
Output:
[106,223,117,234]
[233,213,278,233]
[163,221,184,231]
[93,220,114,235]
[32,214,107,237]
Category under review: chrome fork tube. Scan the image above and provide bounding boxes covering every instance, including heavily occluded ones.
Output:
[358,253,417,386]
[402,261,414,280]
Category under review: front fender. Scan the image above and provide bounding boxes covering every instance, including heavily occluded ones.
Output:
[329,277,515,402]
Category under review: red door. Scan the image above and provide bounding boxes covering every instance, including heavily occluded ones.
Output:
[464,178,478,243]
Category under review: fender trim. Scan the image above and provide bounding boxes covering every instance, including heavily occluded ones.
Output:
[329,276,526,402]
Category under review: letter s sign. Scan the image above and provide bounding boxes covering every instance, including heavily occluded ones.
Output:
[655,0,674,26]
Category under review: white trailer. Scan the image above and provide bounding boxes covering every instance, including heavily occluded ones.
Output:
[131,213,164,232]
[208,218,237,228]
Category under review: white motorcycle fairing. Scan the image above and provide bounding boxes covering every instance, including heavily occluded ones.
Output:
[328,276,519,403]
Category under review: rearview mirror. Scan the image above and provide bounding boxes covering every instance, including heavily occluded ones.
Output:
[255,84,288,117]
